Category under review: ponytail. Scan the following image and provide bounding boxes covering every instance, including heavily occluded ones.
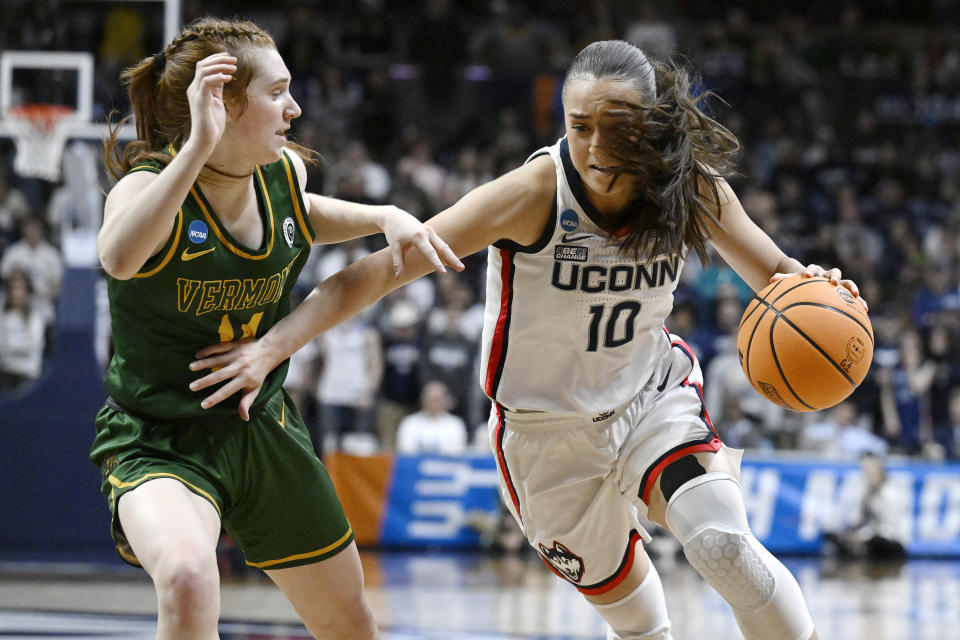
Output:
[103,54,169,180]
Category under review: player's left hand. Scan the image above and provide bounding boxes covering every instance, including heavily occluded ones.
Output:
[379,206,464,278]
[189,338,272,421]
[770,263,868,311]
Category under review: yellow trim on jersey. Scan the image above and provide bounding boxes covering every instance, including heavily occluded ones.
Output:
[133,209,184,279]
[189,167,275,260]
[245,526,354,568]
[280,152,314,244]
[129,163,161,174]
[116,544,141,566]
[108,472,223,517]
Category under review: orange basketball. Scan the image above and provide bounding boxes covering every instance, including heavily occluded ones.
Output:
[737,275,873,412]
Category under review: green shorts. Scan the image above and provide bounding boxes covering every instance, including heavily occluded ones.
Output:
[90,389,353,570]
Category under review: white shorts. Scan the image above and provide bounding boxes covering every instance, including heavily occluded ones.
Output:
[487,333,721,595]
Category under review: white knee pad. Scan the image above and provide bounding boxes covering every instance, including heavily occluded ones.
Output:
[665,473,814,640]
[593,563,672,640]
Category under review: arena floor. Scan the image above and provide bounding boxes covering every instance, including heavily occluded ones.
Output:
[0,550,957,639]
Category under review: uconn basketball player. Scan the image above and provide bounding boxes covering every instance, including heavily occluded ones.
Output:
[193,41,866,640]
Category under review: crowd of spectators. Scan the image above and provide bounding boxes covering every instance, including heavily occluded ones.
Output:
[1,1,959,460]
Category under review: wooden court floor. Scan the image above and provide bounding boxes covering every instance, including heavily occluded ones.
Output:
[0,549,957,639]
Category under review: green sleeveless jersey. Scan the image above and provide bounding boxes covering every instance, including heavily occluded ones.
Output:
[103,148,315,421]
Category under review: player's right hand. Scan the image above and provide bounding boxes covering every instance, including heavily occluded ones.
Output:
[189,338,270,421]
[185,52,236,153]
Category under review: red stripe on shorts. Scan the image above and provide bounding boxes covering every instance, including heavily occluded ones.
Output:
[484,249,513,397]
[576,529,644,595]
[639,435,722,504]
[493,403,522,523]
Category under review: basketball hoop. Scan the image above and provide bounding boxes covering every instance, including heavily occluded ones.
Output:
[6,103,75,182]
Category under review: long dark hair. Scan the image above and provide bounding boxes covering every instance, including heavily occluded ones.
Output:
[104,17,315,180]
[563,40,740,264]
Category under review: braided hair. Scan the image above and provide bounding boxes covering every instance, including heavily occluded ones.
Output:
[104,17,314,179]
[563,40,740,265]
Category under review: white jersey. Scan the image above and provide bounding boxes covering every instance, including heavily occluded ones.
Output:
[480,137,684,415]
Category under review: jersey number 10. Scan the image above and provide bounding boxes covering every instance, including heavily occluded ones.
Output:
[587,301,642,352]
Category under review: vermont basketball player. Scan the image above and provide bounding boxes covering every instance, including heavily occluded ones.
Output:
[90,17,460,640]
[191,41,865,640]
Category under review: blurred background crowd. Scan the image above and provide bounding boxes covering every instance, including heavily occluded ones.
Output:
[1,0,960,465]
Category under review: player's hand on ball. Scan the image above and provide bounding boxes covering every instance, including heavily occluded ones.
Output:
[189,339,269,421]
[771,264,868,311]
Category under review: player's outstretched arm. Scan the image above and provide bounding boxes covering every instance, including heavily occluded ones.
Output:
[703,176,866,308]
[285,152,463,277]
[189,156,556,419]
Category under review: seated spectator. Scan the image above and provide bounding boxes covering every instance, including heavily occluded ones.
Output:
[376,300,424,449]
[0,269,46,391]
[396,380,468,455]
[312,313,383,456]
[0,216,63,325]
[420,276,479,423]
[800,400,888,458]
[822,453,908,562]
[912,262,960,329]
[921,322,960,457]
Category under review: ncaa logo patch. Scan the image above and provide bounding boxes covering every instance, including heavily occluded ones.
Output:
[538,540,585,583]
[559,209,579,232]
[283,216,296,248]
[187,220,209,244]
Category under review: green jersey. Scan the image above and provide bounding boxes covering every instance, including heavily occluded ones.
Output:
[103,148,315,421]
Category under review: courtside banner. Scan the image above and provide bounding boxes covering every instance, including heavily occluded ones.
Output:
[329,452,960,555]
[741,456,960,556]
[379,454,501,548]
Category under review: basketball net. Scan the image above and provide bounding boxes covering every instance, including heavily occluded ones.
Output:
[7,104,75,182]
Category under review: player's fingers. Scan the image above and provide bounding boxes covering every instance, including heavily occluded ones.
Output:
[195,53,236,69]
[391,243,404,278]
[199,73,233,91]
[189,354,228,372]
[801,264,824,277]
[196,61,236,74]
[769,272,789,283]
[839,278,860,297]
[199,378,244,410]
[194,341,240,360]
[428,227,464,271]
[189,361,236,390]
[414,235,446,273]
[238,389,259,422]
[824,267,842,284]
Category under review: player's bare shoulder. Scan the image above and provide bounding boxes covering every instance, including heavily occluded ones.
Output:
[490,154,557,245]
[104,169,159,215]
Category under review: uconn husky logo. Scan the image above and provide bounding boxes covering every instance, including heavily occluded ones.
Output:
[538,541,585,583]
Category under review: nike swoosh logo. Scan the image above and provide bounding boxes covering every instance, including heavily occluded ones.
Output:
[656,363,673,392]
[181,247,215,262]
[561,233,595,243]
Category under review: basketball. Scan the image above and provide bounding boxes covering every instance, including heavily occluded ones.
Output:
[737,275,873,412]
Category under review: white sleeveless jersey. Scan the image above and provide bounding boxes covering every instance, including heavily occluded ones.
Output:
[480,137,684,415]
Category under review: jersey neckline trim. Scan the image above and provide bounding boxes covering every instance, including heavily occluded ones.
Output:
[559,137,608,231]
[169,144,277,260]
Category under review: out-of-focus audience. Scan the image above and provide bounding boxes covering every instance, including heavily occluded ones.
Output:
[396,380,468,455]
[2,1,960,462]
[0,269,46,390]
